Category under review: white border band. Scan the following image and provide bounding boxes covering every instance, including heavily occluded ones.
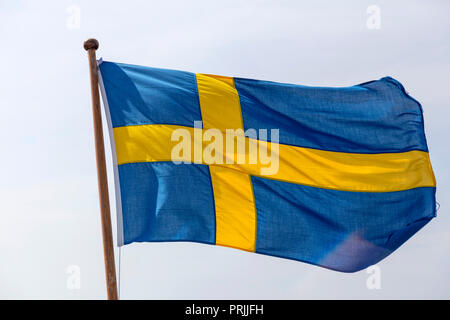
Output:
[97,58,125,246]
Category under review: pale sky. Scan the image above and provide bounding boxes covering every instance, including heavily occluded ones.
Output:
[0,0,449,299]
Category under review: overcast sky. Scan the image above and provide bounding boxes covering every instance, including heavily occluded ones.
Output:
[0,0,449,299]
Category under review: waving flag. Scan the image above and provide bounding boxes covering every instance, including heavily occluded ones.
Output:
[98,60,436,272]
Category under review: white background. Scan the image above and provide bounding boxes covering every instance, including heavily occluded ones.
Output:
[0,0,448,299]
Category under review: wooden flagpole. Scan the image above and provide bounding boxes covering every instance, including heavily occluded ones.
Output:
[84,38,118,300]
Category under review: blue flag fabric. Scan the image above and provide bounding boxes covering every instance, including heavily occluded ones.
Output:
[98,60,436,272]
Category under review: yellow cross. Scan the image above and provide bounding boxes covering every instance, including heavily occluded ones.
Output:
[196,74,257,252]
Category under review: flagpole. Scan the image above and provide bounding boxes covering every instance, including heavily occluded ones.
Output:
[84,38,118,300]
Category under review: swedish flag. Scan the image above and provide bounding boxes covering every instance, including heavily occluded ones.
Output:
[98,60,436,272]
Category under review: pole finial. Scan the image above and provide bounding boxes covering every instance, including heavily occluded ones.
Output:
[84,38,99,51]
